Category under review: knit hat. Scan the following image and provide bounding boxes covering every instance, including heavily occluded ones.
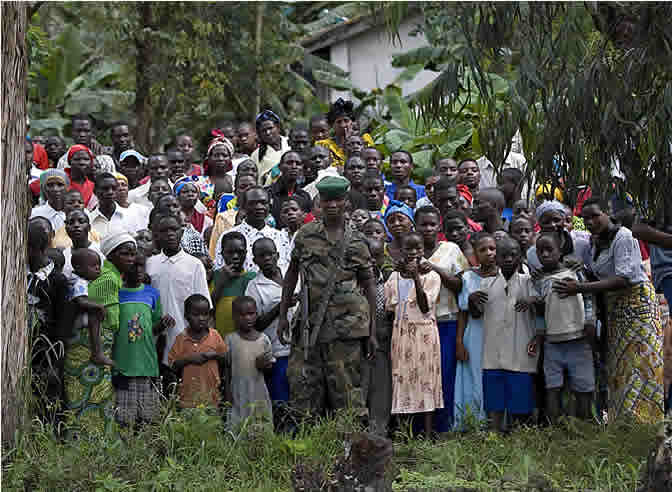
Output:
[100,230,136,256]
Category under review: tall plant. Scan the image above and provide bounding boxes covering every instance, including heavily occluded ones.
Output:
[379,2,672,213]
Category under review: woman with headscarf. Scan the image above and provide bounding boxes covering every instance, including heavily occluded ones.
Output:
[65,144,98,210]
[383,200,415,273]
[174,176,214,235]
[316,98,374,170]
[63,231,137,436]
[31,169,70,232]
[554,197,664,424]
[251,110,291,186]
[199,136,235,217]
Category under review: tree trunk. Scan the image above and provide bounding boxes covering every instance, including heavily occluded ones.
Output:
[254,1,265,118]
[1,2,29,448]
[135,3,154,153]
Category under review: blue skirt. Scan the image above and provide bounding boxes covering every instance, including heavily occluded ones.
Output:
[434,320,458,432]
[265,356,289,402]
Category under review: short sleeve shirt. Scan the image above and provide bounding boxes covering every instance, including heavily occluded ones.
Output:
[480,271,538,373]
[114,285,162,377]
[167,329,228,408]
[292,221,372,341]
[427,242,469,320]
[588,226,649,285]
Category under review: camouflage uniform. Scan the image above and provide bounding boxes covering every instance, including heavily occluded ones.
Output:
[287,220,373,416]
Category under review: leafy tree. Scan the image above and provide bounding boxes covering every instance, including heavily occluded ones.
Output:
[380,2,672,216]
[27,2,349,153]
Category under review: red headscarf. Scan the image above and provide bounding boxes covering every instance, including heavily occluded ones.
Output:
[67,144,95,164]
[456,184,473,206]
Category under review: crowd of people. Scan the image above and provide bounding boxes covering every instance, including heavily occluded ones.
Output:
[25,97,670,439]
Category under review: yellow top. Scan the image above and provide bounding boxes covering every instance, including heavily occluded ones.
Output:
[315,133,374,170]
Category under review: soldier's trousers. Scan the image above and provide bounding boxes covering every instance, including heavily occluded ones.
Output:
[287,339,367,417]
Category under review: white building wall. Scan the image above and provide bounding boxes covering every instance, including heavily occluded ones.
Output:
[327,16,439,102]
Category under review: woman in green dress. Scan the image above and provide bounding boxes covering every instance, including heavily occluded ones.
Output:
[63,231,137,435]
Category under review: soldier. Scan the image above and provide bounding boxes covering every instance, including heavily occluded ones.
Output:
[278,176,378,419]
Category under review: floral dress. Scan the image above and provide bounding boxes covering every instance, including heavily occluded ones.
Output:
[385,270,443,414]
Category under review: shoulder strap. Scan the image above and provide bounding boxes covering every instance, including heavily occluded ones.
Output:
[307,224,353,348]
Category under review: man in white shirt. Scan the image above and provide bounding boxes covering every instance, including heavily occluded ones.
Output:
[146,214,212,365]
[214,187,292,271]
[88,173,144,239]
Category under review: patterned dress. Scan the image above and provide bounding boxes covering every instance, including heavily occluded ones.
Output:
[385,270,443,414]
[63,260,120,435]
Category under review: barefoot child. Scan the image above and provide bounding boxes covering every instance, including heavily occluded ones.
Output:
[168,294,228,409]
[245,238,296,406]
[386,231,443,438]
[416,206,469,432]
[454,232,497,429]
[481,237,538,432]
[70,248,113,367]
[212,232,257,338]
[363,238,393,435]
[225,296,274,430]
[114,252,175,427]
[529,232,595,422]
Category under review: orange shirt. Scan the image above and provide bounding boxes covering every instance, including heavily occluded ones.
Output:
[168,328,228,408]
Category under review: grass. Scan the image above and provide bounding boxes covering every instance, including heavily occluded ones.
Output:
[1,407,658,492]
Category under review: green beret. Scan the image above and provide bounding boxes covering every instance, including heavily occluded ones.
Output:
[316,176,350,199]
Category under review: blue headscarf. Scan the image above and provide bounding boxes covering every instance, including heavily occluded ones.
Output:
[384,199,415,226]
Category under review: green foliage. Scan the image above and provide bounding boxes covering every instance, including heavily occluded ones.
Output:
[380,2,672,214]
[2,407,657,491]
[26,2,352,150]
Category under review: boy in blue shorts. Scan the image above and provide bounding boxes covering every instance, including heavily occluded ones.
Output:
[478,236,538,432]
[528,232,595,422]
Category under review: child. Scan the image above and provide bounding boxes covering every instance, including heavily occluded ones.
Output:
[225,296,274,430]
[384,201,415,264]
[443,210,477,266]
[480,236,538,432]
[529,232,595,422]
[454,232,497,430]
[196,253,214,284]
[362,218,387,243]
[497,167,523,222]
[279,197,306,239]
[416,172,439,209]
[509,217,534,254]
[69,248,113,367]
[363,172,387,217]
[513,200,534,223]
[350,209,370,231]
[416,206,469,432]
[345,135,365,157]
[47,248,65,273]
[135,229,155,257]
[168,294,228,409]
[362,147,383,173]
[114,252,175,427]
[386,232,443,437]
[212,232,256,337]
[310,115,330,144]
[363,238,393,435]
[244,238,296,406]
[395,185,418,210]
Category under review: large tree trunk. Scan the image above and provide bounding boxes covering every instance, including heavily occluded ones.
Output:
[134,3,154,153]
[1,2,29,448]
